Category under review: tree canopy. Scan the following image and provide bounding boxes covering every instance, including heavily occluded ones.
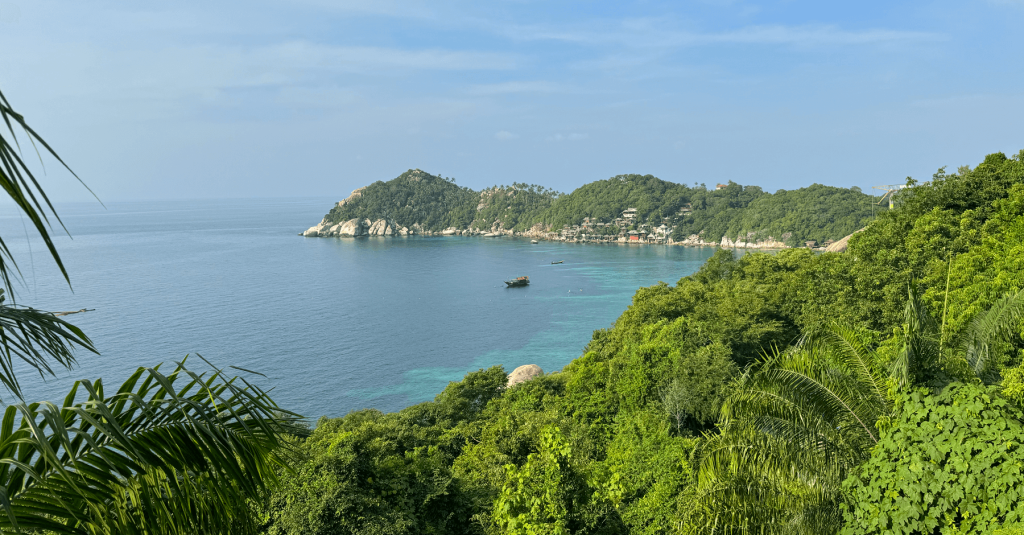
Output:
[317,170,877,245]
[269,150,1024,535]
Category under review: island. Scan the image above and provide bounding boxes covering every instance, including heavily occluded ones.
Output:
[302,168,880,249]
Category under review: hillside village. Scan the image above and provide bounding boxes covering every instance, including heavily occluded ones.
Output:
[522,204,838,249]
[307,203,842,251]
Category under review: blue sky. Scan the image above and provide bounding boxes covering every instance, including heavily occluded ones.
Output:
[1,0,1022,201]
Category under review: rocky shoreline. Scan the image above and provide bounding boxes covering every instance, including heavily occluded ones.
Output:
[301,217,796,250]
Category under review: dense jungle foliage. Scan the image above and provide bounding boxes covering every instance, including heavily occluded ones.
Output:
[265,150,1024,534]
[320,170,876,246]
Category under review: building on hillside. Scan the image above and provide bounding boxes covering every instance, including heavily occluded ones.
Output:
[805,240,818,248]
[622,208,638,220]
[678,203,692,215]
[716,184,728,190]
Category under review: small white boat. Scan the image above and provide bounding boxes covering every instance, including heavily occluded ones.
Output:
[531,240,538,244]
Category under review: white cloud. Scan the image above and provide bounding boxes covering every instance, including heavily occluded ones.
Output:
[495,130,519,140]
[265,42,519,73]
[2,40,518,110]
[467,81,560,96]
[502,20,943,49]
[694,25,943,46]
[278,0,439,19]
[546,132,587,141]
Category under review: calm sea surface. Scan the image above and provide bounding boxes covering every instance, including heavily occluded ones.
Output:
[0,199,715,418]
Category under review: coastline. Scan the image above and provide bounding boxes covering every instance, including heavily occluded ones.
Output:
[301,218,797,250]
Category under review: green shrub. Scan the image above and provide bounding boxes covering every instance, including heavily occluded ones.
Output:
[842,383,1024,534]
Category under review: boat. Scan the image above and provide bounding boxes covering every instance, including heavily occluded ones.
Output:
[531,240,538,244]
[551,260,563,264]
[505,276,530,287]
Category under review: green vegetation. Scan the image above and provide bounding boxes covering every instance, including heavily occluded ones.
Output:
[842,383,1024,535]
[9,74,1024,534]
[1,89,298,532]
[318,171,877,245]
[324,170,560,232]
[270,149,1024,534]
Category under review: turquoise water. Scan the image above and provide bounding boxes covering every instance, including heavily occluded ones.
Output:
[0,199,715,418]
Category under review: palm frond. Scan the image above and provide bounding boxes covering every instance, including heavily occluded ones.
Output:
[961,289,1024,377]
[0,289,97,401]
[692,327,890,534]
[0,88,99,290]
[0,89,105,401]
[0,357,299,535]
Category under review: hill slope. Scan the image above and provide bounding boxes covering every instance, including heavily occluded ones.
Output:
[305,169,880,246]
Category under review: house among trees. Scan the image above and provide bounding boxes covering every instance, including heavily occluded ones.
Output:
[678,203,692,215]
[805,240,818,248]
[716,184,728,190]
[622,208,638,220]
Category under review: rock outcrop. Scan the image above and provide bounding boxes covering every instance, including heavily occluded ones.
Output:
[507,364,543,388]
[304,218,401,237]
[718,234,788,249]
[337,187,366,208]
[367,219,398,236]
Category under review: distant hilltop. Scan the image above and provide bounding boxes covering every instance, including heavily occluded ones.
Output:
[302,169,882,248]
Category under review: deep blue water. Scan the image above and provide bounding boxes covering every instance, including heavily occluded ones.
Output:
[0,199,715,418]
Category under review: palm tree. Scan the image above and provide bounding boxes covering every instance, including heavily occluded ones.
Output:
[687,326,889,534]
[688,285,1024,534]
[0,88,297,532]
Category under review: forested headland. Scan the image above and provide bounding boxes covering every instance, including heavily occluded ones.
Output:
[264,150,1024,534]
[306,169,880,247]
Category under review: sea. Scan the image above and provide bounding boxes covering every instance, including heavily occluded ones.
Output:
[0,199,716,419]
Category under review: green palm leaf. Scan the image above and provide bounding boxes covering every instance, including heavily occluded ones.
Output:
[0,89,101,397]
[691,327,891,534]
[960,289,1024,377]
[0,356,298,534]
[0,289,96,401]
[0,87,98,290]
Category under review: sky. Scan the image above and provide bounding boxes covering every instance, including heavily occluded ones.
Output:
[1,0,1022,202]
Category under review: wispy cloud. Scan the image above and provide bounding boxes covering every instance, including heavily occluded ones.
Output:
[467,81,561,96]
[283,0,439,19]
[503,20,943,49]
[694,25,943,46]
[266,42,519,73]
[495,130,519,140]
[547,133,588,141]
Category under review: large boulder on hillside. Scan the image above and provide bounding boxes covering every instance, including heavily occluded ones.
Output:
[507,364,543,388]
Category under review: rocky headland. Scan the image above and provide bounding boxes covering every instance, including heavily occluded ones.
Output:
[302,169,877,250]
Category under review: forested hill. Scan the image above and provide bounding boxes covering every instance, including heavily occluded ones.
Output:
[321,169,561,233]
[316,168,879,246]
[271,151,1024,534]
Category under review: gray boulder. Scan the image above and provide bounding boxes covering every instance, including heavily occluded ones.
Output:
[507,364,543,388]
[338,218,367,237]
